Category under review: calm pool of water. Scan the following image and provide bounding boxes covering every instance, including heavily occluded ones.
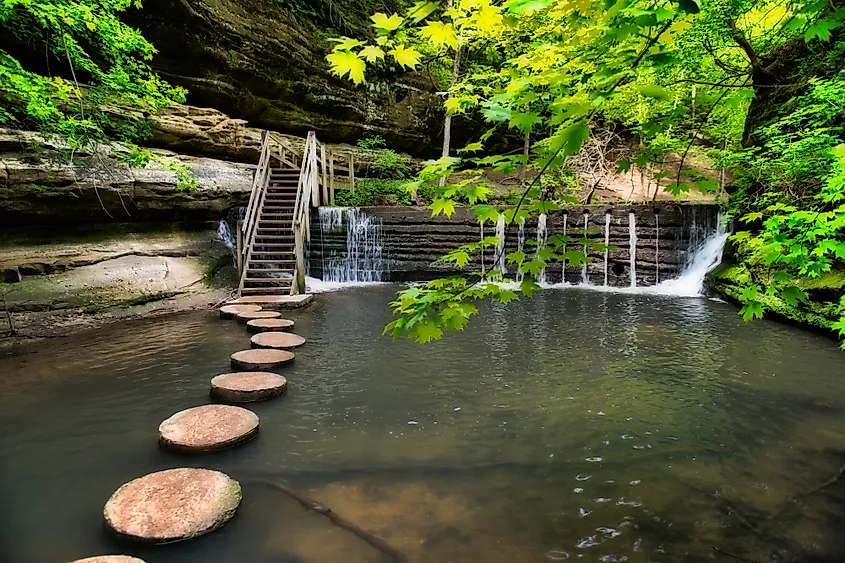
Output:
[1,286,845,563]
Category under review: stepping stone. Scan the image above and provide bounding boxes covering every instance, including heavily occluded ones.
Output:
[251,332,306,349]
[104,468,241,544]
[219,304,261,319]
[246,318,294,333]
[159,405,259,452]
[231,348,295,370]
[211,372,288,402]
[71,557,145,563]
[236,310,282,323]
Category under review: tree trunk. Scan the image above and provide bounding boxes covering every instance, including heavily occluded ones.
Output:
[438,8,462,190]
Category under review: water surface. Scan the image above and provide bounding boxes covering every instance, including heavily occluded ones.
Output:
[1,287,844,563]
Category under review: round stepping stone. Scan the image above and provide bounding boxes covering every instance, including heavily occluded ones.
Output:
[236,310,282,323]
[71,557,146,563]
[251,332,306,349]
[231,348,295,370]
[211,372,288,402]
[219,304,261,319]
[104,468,241,544]
[158,405,259,452]
[246,318,294,333]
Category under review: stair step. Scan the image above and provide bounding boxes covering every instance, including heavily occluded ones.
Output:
[249,259,296,264]
[241,287,292,294]
[243,278,293,283]
[246,268,295,273]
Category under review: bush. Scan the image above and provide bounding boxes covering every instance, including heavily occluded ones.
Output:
[371,149,410,179]
[334,179,436,206]
[356,135,387,150]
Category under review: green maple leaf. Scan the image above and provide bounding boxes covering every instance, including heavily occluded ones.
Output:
[520,277,541,297]
[781,286,808,307]
[421,21,458,49]
[507,251,527,265]
[531,201,560,214]
[360,45,385,63]
[550,121,589,156]
[561,250,588,267]
[332,37,363,50]
[390,45,422,69]
[371,12,403,31]
[482,104,512,123]
[463,184,491,204]
[509,111,542,132]
[498,289,520,303]
[664,181,690,196]
[413,321,443,343]
[472,205,500,224]
[431,198,456,217]
[458,141,484,153]
[832,317,845,337]
[740,302,764,322]
[442,249,470,267]
[805,19,840,42]
[326,50,366,85]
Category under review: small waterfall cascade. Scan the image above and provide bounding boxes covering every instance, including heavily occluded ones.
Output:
[603,213,611,286]
[654,212,660,284]
[494,213,507,278]
[682,206,716,267]
[536,214,548,285]
[480,221,485,275]
[317,207,386,282]
[217,220,236,252]
[515,218,526,283]
[628,211,637,287]
[561,213,568,283]
[654,212,728,295]
[580,213,589,284]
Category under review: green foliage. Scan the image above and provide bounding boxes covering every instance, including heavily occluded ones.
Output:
[327,0,845,345]
[356,135,388,149]
[0,0,194,188]
[335,179,437,206]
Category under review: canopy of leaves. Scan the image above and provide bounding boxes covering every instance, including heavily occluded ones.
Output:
[0,0,185,150]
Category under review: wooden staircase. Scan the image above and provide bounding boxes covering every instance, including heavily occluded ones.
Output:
[240,167,299,295]
[237,130,325,298]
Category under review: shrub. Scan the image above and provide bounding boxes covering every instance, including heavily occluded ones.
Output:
[356,135,387,150]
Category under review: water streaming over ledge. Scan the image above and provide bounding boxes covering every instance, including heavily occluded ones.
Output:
[307,206,728,296]
[313,207,387,283]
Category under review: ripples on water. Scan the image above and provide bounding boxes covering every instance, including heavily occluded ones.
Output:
[1,286,845,563]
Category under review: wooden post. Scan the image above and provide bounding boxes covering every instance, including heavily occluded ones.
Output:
[281,145,286,167]
[321,142,328,206]
[348,152,355,193]
[329,152,336,205]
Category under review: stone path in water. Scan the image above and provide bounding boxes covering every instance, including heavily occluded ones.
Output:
[80,301,307,560]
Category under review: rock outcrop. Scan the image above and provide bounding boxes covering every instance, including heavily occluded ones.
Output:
[0,129,252,226]
[124,0,444,154]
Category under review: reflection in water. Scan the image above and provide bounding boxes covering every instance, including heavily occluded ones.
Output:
[0,286,844,563]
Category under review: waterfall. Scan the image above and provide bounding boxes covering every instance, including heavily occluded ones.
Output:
[628,212,637,288]
[516,218,526,283]
[654,213,660,284]
[603,213,611,286]
[317,207,386,283]
[561,213,568,284]
[580,213,589,285]
[217,220,236,252]
[536,214,548,285]
[652,213,729,296]
[480,221,485,275]
[495,213,507,278]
